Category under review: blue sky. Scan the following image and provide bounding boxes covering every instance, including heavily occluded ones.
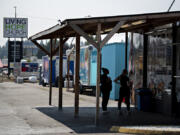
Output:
[0,0,180,46]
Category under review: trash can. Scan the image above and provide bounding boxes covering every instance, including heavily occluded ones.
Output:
[136,88,152,112]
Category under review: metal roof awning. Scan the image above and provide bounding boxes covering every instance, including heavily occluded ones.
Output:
[29,11,180,40]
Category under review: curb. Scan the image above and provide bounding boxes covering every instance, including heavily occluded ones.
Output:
[110,126,180,135]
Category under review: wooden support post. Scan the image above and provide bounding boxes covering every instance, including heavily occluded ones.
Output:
[70,22,124,124]
[143,34,148,88]
[67,46,75,92]
[172,23,178,115]
[100,21,125,48]
[67,56,70,91]
[70,21,124,49]
[52,38,68,56]
[58,37,64,110]
[8,38,10,78]
[49,39,53,105]
[74,35,80,118]
[130,32,134,71]
[96,49,101,125]
[125,32,128,70]
[95,23,101,125]
[70,24,99,49]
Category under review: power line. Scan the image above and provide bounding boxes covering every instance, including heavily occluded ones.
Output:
[28,16,57,21]
[167,0,176,12]
[20,14,58,21]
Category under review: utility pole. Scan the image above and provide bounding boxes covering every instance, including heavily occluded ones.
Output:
[13,6,16,76]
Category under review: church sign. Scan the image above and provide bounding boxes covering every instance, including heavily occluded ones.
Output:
[3,18,28,38]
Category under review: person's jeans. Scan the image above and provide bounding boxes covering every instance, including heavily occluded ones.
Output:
[102,91,110,111]
[118,87,130,111]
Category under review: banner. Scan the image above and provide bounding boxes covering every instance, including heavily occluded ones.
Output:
[3,18,28,38]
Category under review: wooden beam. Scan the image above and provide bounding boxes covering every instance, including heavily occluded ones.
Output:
[74,35,80,118]
[54,38,57,48]
[58,37,64,110]
[49,39,53,105]
[52,38,69,56]
[143,34,148,88]
[117,18,177,33]
[172,23,178,115]
[100,21,125,48]
[125,32,128,70]
[95,23,101,125]
[29,24,62,40]
[31,40,50,56]
[69,24,99,48]
[66,12,180,25]
[67,55,70,92]
[67,46,75,57]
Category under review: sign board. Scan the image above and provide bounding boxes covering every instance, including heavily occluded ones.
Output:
[8,41,23,62]
[3,18,28,38]
[10,62,14,68]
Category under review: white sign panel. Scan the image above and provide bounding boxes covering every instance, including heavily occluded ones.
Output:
[3,18,28,38]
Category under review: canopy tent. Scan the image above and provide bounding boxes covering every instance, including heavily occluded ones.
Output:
[29,11,180,124]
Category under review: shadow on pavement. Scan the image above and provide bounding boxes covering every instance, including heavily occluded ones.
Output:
[36,106,180,134]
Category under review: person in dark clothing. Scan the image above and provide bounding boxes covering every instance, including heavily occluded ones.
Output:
[114,69,130,113]
[100,68,112,111]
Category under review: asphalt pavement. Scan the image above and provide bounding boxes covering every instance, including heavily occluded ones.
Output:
[0,82,180,135]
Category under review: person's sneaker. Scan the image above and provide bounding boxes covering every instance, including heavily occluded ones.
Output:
[102,110,108,115]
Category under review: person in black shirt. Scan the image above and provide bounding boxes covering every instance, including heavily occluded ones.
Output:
[114,69,130,113]
[100,68,112,111]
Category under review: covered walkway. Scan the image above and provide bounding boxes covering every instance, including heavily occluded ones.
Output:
[29,11,180,125]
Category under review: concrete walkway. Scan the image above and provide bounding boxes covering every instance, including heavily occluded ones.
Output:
[0,82,180,135]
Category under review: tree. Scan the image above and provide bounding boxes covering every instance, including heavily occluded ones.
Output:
[36,40,71,58]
